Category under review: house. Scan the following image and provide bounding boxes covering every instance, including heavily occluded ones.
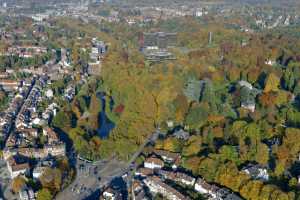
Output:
[166,120,174,128]
[223,193,244,200]
[158,169,195,186]
[132,180,149,200]
[45,144,66,157]
[194,178,212,194]
[19,186,35,200]
[173,129,190,140]
[242,164,269,181]
[143,176,188,200]
[158,169,176,180]
[17,128,39,138]
[238,81,253,90]
[100,187,122,200]
[135,168,154,177]
[17,148,48,159]
[6,156,30,179]
[241,101,256,113]
[172,156,181,170]
[88,62,101,76]
[102,188,115,199]
[45,89,53,98]
[144,157,164,169]
[265,59,276,66]
[0,79,20,91]
[194,179,220,199]
[238,81,260,113]
[132,180,144,194]
[175,172,196,186]
[19,188,29,200]
[42,127,59,144]
[32,166,46,179]
[153,149,180,163]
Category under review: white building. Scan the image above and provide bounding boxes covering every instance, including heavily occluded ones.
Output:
[144,157,164,169]
[242,164,269,182]
[45,89,54,99]
[33,166,46,179]
[194,178,211,194]
[144,176,187,200]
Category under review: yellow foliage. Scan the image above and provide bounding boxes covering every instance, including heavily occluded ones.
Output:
[264,73,280,93]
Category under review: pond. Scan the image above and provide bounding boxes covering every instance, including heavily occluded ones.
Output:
[96,92,115,139]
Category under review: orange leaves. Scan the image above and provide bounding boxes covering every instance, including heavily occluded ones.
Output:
[207,115,225,124]
[259,92,277,107]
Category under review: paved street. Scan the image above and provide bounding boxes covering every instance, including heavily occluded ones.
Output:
[0,160,18,200]
[55,129,162,200]
[0,160,9,199]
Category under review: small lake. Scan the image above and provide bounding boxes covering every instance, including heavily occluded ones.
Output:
[96,92,115,139]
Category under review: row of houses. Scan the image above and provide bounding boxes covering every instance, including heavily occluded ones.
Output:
[143,176,187,200]
[0,74,68,185]
[5,46,47,58]
[3,126,66,179]
[0,78,35,144]
[131,149,243,200]
[15,76,47,129]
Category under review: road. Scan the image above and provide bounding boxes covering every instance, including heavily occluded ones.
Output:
[55,129,162,200]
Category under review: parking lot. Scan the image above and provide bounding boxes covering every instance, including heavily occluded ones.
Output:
[55,158,127,200]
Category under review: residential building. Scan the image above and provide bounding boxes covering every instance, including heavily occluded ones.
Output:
[6,156,30,179]
[100,187,123,200]
[32,166,46,179]
[143,176,188,200]
[153,150,180,163]
[144,157,164,169]
[173,129,190,140]
[158,170,195,186]
[242,164,269,181]
[135,168,154,177]
[0,79,20,91]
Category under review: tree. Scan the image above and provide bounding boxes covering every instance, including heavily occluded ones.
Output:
[255,143,269,165]
[11,176,26,193]
[87,94,102,131]
[71,45,79,66]
[182,135,202,156]
[183,156,202,175]
[172,94,189,123]
[198,157,220,181]
[227,67,240,82]
[163,137,182,153]
[264,73,280,93]
[40,168,62,193]
[217,162,250,192]
[37,188,53,200]
[275,90,291,106]
[239,180,263,200]
[52,110,73,131]
[219,145,239,164]
[185,103,209,129]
